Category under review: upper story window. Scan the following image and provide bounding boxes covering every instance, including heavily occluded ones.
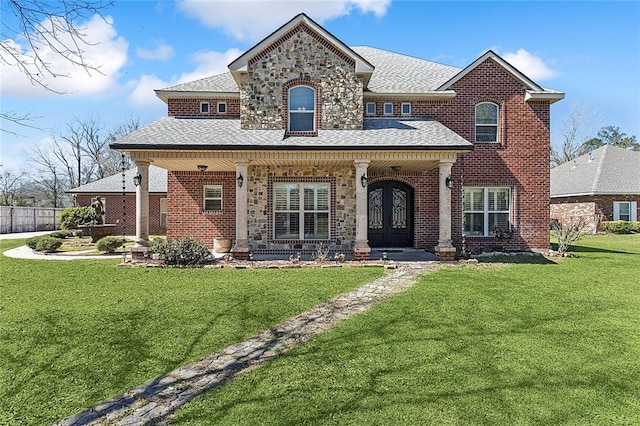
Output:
[366,102,376,115]
[384,103,393,116]
[217,102,227,114]
[475,102,499,143]
[288,86,315,132]
[200,102,210,114]
[401,103,411,116]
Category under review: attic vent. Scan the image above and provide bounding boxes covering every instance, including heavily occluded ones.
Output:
[571,160,577,169]
[588,152,593,162]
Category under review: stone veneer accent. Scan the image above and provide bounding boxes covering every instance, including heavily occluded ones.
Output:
[240,23,363,131]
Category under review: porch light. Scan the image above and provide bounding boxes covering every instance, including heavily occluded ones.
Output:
[133,173,142,187]
[445,175,454,189]
[237,173,244,188]
[197,164,208,172]
[360,174,368,188]
[391,165,401,173]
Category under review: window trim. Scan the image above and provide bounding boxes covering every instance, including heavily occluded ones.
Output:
[203,185,223,212]
[288,86,316,133]
[217,102,227,114]
[401,102,411,116]
[160,197,167,228]
[475,102,499,143]
[383,103,393,116]
[366,102,376,115]
[200,102,210,114]
[273,182,330,241]
[463,187,511,237]
[613,201,637,221]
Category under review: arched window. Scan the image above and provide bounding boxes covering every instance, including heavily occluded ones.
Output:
[475,102,499,143]
[288,86,315,132]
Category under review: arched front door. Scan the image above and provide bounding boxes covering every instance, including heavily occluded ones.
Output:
[367,181,414,247]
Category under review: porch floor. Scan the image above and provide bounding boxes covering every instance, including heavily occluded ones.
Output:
[249,248,437,262]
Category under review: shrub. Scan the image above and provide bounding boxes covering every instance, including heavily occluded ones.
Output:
[96,236,124,253]
[60,207,95,230]
[551,216,589,255]
[26,237,40,250]
[50,230,72,239]
[151,236,211,266]
[601,221,640,234]
[29,236,63,253]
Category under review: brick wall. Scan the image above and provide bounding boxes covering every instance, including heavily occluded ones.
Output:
[167,98,240,117]
[167,171,236,248]
[551,194,640,231]
[75,194,166,236]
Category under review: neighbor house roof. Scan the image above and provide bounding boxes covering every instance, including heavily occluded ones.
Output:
[67,165,168,194]
[111,117,474,151]
[550,145,640,197]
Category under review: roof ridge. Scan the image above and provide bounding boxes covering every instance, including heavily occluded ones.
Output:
[591,144,608,193]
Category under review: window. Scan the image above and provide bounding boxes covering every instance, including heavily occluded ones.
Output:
[475,102,499,142]
[203,185,223,212]
[614,201,637,221]
[200,102,210,114]
[463,187,510,236]
[288,86,315,132]
[384,103,393,116]
[366,102,376,115]
[217,102,227,114]
[160,198,167,228]
[274,183,329,240]
[401,103,411,115]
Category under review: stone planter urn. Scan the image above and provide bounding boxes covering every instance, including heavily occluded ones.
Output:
[214,238,232,253]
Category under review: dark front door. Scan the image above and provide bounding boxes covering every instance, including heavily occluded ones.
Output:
[367,181,413,248]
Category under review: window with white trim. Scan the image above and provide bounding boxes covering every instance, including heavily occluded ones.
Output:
[288,86,315,132]
[475,102,499,142]
[200,102,210,114]
[274,183,329,240]
[463,187,511,236]
[401,102,411,116]
[366,102,376,115]
[613,201,637,221]
[160,198,167,228]
[383,103,393,116]
[203,185,223,212]
[217,102,227,114]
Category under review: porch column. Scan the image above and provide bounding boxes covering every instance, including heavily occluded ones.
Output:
[133,160,150,250]
[435,159,456,261]
[231,159,250,260]
[353,159,371,260]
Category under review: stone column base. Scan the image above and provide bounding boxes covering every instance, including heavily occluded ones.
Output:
[353,248,371,261]
[231,247,251,260]
[436,247,457,262]
[131,246,150,261]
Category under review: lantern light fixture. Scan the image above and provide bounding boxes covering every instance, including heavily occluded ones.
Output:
[445,175,454,189]
[360,174,368,188]
[197,164,208,172]
[133,173,142,187]
[237,173,244,188]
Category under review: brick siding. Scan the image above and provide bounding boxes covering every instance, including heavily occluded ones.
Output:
[551,194,640,232]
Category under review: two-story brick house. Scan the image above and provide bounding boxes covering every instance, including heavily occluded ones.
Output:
[112,13,563,260]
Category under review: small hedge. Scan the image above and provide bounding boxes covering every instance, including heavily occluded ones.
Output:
[96,236,124,253]
[27,236,63,253]
[151,236,211,266]
[49,230,72,239]
[60,206,95,230]
[600,221,640,234]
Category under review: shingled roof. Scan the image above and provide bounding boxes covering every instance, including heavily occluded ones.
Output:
[67,166,168,194]
[551,145,640,197]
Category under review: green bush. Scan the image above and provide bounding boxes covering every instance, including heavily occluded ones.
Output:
[601,221,640,234]
[96,236,124,253]
[151,236,211,266]
[28,236,63,253]
[50,230,72,239]
[60,207,95,230]
[26,237,40,250]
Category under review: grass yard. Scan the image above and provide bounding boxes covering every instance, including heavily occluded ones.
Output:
[0,239,383,425]
[171,234,640,425]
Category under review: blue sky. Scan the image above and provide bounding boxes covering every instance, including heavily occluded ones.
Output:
[1,0,639,171]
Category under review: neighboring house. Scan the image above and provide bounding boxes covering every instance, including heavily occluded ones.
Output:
[111,13,563,260]
[67,166,168,235]
[551,145,640,233]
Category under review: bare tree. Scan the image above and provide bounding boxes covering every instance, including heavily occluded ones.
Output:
[551,105,600,167]
[0,166,27,206]
[551,216,589,255]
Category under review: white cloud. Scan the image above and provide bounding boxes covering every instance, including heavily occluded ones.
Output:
[0,14,128,98]
[177,0,391,41]
[137,42,174,61]
[501,49,559,81]
[127,48,242,107]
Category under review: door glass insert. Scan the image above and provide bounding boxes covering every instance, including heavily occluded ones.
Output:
[392,188,407,229]
[368,188,383,229]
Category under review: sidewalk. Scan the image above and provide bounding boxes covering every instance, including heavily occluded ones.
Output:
[3,245,123,261]
[56,262,433,426]
[0,230,54,240]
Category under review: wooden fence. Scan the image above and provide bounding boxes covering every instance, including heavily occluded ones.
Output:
[0,206,64,234]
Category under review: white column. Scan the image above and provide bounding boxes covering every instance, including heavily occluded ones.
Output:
[134,160,150,248]
[354,159,370,259]
[435,159,456,259]
[232,159,250,258]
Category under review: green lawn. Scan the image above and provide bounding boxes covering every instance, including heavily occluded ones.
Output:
[171,234,640,425]
[0,239,383,425]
